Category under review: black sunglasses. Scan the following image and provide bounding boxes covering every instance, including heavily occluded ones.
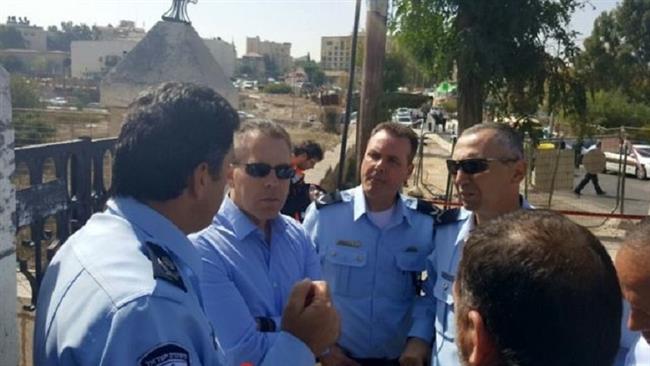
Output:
[233,162,295,179]
[446,158,519,175]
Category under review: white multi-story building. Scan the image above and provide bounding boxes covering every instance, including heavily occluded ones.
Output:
[320,34,366,71]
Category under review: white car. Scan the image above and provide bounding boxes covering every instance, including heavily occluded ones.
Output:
[395,115,413,126]
[604,144,650,180]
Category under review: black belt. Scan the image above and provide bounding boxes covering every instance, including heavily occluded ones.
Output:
[349,357,400,366]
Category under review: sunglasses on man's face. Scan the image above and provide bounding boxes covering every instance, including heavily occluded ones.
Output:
[446,158,518,175]
[233,162,295,179]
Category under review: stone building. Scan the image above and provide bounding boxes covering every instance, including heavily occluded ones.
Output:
[246,36,292,74]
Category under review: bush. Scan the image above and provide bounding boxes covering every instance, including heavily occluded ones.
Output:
[263,83,292,94]
[14,111,56,146]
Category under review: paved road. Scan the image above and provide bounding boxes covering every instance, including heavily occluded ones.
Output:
[573,168,650,216]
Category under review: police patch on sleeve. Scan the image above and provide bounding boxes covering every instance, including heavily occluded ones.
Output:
[139,343,190,366]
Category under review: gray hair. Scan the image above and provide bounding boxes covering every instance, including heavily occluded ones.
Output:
[462,123,524,160]
[621,217,650,253]
[234,120,292,159]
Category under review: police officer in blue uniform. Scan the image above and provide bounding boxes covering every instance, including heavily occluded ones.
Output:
[303,122,437,366]
[33,82,340,366]
[421,123,530,366]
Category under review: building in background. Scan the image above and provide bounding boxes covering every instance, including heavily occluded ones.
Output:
[320,34,365,71]
[4,16,47,51]
[246,36,292,74]
[204,37,237,80]
[93,20,146,42]
[71,40,138,79]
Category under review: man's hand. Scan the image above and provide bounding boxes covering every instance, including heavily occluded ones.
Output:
[281,280,340,356]
[399,337,430,366]
[320,344,360,366]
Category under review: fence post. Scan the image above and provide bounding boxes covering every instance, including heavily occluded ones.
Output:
[0,67,18,366]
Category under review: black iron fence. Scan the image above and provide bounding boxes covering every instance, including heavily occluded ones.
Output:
[14,137,116,309]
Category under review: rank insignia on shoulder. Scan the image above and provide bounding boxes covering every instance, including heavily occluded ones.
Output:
[139,343,189,366]
[145,242,187,292]
[316,190,343,209]
[415,199,441,218]
[436,208,462,225]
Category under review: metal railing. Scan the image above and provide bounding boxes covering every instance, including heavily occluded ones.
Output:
[14,136,116,309]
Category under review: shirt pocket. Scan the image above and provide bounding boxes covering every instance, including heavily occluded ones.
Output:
[323,246,368,297]
[433,272,456,341]
[394,251,426,299]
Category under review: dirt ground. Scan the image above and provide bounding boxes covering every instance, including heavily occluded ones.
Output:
[239,91,341,151]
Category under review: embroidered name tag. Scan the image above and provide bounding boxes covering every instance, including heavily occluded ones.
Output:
[336,239,362,248]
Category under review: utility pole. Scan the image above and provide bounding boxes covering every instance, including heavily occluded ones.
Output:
[337,0,362,189]
[356,0,389,178]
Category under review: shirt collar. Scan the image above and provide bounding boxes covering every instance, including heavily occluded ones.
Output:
[218,196,286,240]
[353,185,410,226]
[106,196,202,277]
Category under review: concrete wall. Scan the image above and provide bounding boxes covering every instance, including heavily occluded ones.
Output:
[71,40,139,78]
[203,39,236,80]
[0,66,18,366]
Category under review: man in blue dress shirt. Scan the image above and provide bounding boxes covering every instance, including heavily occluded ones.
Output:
[615,219,650,366]
[454,210,621,366]
[33,82,339,366]
[303,122,437,366]
[422,123,530,366]
[191,120,325,366]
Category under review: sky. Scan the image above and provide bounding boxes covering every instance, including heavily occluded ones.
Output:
[3,0,620,60]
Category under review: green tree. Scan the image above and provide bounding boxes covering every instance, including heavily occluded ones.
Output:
[0,26,26,49]
[10,76,40,108]
[578,0,650,104]
[296,60,327,87]
[392,0,585,132]
[383,53,406,92]
[46,22,94,51]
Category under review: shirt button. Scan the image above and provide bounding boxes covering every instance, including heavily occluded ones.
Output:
[443,283,448,290]
[356,255,364,262]
[273,283,278,288]
[331,251,337,257]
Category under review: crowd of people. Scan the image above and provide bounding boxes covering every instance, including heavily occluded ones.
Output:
[32,82,649,366]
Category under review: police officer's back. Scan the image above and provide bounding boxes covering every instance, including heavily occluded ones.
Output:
[33,82,340,365]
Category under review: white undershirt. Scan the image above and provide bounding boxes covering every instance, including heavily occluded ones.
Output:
[367,205,395,229]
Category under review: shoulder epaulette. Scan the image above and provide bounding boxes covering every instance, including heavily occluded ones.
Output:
[144,242,187,292]
[436,208,462,225]
[414,199,441,218]
[315,190,344,209]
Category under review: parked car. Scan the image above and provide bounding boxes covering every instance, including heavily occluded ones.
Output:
[604,144,650,180]
[395,115,413,126]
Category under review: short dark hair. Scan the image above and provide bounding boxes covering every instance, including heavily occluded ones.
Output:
[233,120,292,161]
[370,122,419,162]
[456,210,621,366]
[462,123,524,160]
[112,82,239,202]
[293,140,324,161]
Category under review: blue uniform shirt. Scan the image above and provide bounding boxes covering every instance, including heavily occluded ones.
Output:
[303,186,436,359]
[191,196,319,366]
[426,200,532,366]
[33,197,223,366]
